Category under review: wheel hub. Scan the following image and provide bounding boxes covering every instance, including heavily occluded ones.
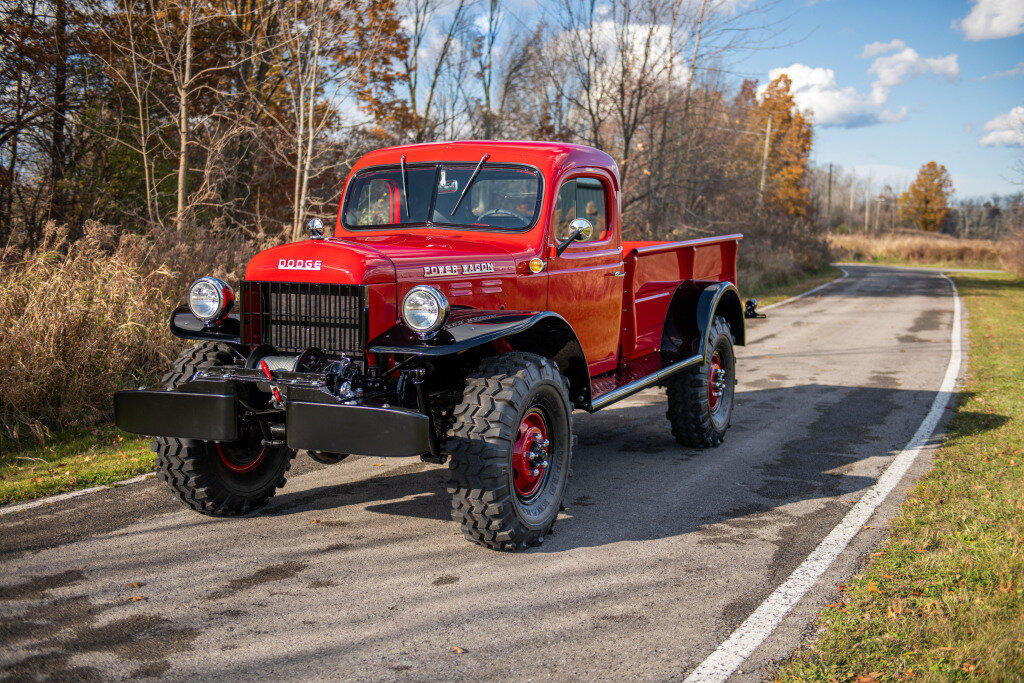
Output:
[512,409,549,500]
[217,442,269,473]
[708,353,727,412]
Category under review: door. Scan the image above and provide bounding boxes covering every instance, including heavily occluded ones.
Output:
[546,175,624,376]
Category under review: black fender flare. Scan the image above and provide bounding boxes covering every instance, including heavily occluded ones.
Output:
[662,281,745,363]
[169,305,241,344]
[696,282,745,356]
[369,310,592,407]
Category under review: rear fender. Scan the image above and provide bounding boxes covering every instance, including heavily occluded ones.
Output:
[369,310,591,407]
[662,282,745,363]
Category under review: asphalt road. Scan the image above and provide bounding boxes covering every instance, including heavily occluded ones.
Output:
[0,265,960,681]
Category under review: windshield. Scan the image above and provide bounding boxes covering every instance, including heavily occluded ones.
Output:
[343,163,542,231]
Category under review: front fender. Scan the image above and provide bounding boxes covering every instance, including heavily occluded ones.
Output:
[370,310,560,356]
[169,305,241,344]
[369,310,592,408]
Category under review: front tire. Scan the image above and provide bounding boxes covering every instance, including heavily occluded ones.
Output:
[665,315,736,448]
[446,352,573,551]
[153,342,295,516]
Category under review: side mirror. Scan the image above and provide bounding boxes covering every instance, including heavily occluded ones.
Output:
[555,218,594,257]
[745,298,766,319]
[307,217,325,240]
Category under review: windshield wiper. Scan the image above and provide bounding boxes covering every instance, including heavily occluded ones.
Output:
[400,155,410,218]
[451,153,489,215]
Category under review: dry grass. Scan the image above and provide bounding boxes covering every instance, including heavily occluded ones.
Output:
[1002,232,1024,277]
[0,221,254,443]
[828,230,1009,270]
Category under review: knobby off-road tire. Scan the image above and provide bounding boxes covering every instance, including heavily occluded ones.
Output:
[665,315,736,448]
[152,341,296,516]
[446,352,573,551]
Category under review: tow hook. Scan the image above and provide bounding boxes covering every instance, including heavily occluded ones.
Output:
[260,360,285,408]
[745,298,766,319]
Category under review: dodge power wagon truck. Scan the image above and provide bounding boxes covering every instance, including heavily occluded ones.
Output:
[115,141,755,551]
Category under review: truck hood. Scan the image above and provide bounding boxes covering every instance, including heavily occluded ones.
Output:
[341,233,517,283]
[245,239,397,284]
[245,233,517,285]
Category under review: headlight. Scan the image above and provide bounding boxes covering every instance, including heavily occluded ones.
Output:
[188,277,234,323]
[402,285,449,336]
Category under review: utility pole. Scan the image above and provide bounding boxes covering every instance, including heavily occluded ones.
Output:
[848,178,855,229]
[864,179,871,231]
[825,163,833,231]
[758,114,773,211]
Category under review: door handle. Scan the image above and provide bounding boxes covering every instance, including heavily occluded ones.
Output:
[608,271,626,278]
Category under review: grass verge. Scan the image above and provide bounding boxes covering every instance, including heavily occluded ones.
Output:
[776,271,1024,681]
[0,264,847,506]
[0,429,153,505]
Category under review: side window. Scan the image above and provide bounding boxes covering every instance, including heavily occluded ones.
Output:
[575,178,607,241]
[554,181,576,241]
[553,177,608,243]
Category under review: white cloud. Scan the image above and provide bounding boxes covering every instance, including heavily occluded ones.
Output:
[980,61,1024,80]
[867,47,959,105]
[860,39,905,58]
[764,64,881,127]
[954,0,1024,40]
[979,106,1024,147]
[765,42,960,128]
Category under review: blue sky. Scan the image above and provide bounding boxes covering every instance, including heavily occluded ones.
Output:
[732,0,1024,199]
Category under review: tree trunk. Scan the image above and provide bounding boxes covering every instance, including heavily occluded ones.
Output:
[176,3,194,229]
[49,0,67,227]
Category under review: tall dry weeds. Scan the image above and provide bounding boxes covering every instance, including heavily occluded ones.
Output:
[999,231,1024,277]
[829,231,1008,269]
[0,221,258,442]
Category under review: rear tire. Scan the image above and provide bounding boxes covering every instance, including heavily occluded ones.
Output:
[446,352,572,551]
[153,342,295,516]
[665,315,736,448]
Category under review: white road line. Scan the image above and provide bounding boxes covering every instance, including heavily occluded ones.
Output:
[760,267,850,311]
[0,473,157,517]
[684,273,963,683]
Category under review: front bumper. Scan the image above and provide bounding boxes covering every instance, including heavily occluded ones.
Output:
[113,384,433,458]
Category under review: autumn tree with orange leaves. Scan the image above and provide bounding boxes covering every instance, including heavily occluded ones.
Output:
[736,75,814,217]
[899,161,954,232]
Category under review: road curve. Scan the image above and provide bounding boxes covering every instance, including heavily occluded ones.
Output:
[0,265,959,681]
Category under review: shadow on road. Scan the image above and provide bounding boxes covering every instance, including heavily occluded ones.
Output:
[259,384,1006,554]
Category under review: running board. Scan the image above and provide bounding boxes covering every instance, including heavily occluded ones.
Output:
[588,354,703,412]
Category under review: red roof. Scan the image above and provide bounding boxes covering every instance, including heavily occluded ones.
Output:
[350,140,619,189]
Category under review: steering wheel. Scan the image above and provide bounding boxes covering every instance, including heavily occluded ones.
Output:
[477,209,519,220]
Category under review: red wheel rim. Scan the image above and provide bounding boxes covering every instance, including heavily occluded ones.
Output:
[217,443,268,473]
[512,408,549,500]
[708,352,724,412]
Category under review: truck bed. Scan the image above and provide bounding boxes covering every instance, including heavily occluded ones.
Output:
[619,234,742,363]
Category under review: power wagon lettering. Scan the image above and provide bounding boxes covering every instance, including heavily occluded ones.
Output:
[279,258,322,271]
[424,262,495,277]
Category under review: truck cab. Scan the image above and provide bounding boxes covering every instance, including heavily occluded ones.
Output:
[115,140,751,550]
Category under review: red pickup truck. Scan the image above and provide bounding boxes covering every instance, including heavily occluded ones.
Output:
[115,141,758,550]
